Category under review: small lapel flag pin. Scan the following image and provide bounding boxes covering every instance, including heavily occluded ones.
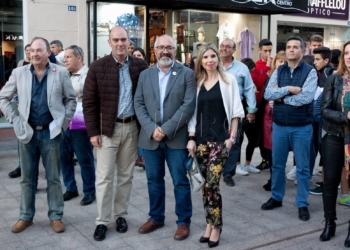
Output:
[172,72,177,76]
[52,68,56,72]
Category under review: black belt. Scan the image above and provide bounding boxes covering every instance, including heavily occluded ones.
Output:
[31,124,49,130]
[116,115,136,123]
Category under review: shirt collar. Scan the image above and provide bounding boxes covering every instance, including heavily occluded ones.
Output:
[71,64,87,76]
[112,54,129,64]
[30,63,50,74]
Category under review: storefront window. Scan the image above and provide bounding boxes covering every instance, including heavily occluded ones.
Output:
[88,2,146,63]
[173,10,267,65]
[0,1,23,126]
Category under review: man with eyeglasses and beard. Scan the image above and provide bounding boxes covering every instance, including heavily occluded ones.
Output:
[134,34,196,240]
[60,45,96,206]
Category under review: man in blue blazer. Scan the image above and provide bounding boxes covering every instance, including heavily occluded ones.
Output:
[134,34,196,240]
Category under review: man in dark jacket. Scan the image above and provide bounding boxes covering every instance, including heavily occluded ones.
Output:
[83,26,148,241]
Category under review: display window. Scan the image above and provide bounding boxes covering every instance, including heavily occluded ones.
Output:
[173,10,268,65]
[89,2,146,61]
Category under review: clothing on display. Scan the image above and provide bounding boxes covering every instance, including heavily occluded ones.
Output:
[237,28,256,59]
[216,20,234,44]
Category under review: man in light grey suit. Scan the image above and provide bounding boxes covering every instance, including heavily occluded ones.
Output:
[0,37,76,234]
[134,34,196,240]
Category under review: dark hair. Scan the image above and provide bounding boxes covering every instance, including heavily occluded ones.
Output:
[302,55,314,66]
[287,36,305,50]
[331,49,341,65]
[65,45,84,61]
[241,58,256,71]
[259,39,272,48]
[31,37,50,51]
[313,46,331,61]
[24,44,31,50]
[132,47,146,60]
[50,40,63,48]
[310,34,323,43]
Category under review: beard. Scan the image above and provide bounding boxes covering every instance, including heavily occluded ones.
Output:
[157,52,174,66]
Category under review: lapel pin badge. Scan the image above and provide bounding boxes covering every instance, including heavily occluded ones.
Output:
[52,68,56,72]
[172,72,177,76]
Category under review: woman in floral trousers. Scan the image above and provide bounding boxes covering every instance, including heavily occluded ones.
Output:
[187,43,244,248]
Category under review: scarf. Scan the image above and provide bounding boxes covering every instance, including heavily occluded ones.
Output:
[342,73,350,168]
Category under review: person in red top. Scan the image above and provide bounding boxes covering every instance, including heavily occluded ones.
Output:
[251,39,273,105]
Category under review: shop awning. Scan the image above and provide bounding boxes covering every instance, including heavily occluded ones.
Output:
[173,0,308,14]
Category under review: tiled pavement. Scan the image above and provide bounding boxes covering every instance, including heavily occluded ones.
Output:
[0,133,350,249]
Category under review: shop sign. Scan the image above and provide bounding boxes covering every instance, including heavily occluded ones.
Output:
[176,0,307,12]
[294,0,349,20]
[68,6,77,11]
[4,33,23,41]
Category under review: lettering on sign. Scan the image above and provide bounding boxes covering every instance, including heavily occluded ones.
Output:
[294,0,349,20]
[68,6,76,11]
[5,35,23,41]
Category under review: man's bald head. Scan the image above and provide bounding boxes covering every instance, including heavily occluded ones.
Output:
[109,26,129,40]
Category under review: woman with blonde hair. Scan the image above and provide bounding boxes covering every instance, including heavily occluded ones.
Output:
[187,43,244,248]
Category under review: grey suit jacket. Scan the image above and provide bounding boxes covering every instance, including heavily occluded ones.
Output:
[134,63,196,150]
[0,63,76,144]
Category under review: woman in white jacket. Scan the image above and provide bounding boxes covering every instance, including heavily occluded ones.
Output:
[187,43,244,248]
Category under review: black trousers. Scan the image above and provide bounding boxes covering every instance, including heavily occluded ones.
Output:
[322,135,344,219]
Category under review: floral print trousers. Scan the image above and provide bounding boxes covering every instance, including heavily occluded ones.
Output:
[196,141,228,228]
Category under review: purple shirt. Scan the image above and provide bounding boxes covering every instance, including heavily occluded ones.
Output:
[237,29,256,59]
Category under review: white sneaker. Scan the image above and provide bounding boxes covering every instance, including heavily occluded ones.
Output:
[286,166,297,181]
[245,164,261,173]
[236,164,249,176]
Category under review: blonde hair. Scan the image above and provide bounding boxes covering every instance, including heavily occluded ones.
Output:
[194,42,229,86]
[270,51,286,76]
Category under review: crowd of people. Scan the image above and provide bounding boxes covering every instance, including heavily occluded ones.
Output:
[1,26,350,248]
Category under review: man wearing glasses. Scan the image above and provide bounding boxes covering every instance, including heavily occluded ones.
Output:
[61,45,96,206]
[134,34,196,240]
[219,38,258,186]
[83,26,148,241]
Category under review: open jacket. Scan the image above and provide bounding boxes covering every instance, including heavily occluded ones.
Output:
[321,73,348,138]
[188,72,245,133]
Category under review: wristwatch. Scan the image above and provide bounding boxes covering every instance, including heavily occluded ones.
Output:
[229,136,236,144]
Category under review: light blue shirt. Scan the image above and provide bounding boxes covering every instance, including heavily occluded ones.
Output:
[112,55,134,118]
[224,58,257,113]
[264,65,317,107]
[157,62,175,122]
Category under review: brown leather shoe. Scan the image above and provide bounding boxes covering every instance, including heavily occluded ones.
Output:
[138,219,164,234]
[50,220,65,233]
[11,220,33,233]
[174,225,190,240]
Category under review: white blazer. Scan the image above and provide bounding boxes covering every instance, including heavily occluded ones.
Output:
[188,72,245,133]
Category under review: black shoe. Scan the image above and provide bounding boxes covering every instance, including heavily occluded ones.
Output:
[116,217,128,233]
[298,207,310,221]
[199,236,209,243]
[345,220,350,247]
[8,167,21,178]
[256,159,270,170]
[208,228,222,248]
[80,194,96,206]
[223,176,235,186]
[315,181,323,187]
[93,224,107,241]
[63,191,79,201]
[261,198,282,210]
[263,180,271,191]
[320,218,336,242]
[310,186,323,195]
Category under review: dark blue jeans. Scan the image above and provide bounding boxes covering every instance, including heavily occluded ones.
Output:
[143,142,192,226]
[19,129,63,221]
[60,129,95,195]
[223,122,242,177]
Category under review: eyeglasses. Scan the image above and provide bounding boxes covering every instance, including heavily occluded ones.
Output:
[155,46,175,51]
[220,45,234,50]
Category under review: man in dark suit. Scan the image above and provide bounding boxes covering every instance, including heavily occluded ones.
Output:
[134,34,196,240]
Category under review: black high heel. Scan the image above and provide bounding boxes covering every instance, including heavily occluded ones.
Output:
[199,236,209,243]
[208,228,222,248]
[319,218,336,241]
[344,220,350,247]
